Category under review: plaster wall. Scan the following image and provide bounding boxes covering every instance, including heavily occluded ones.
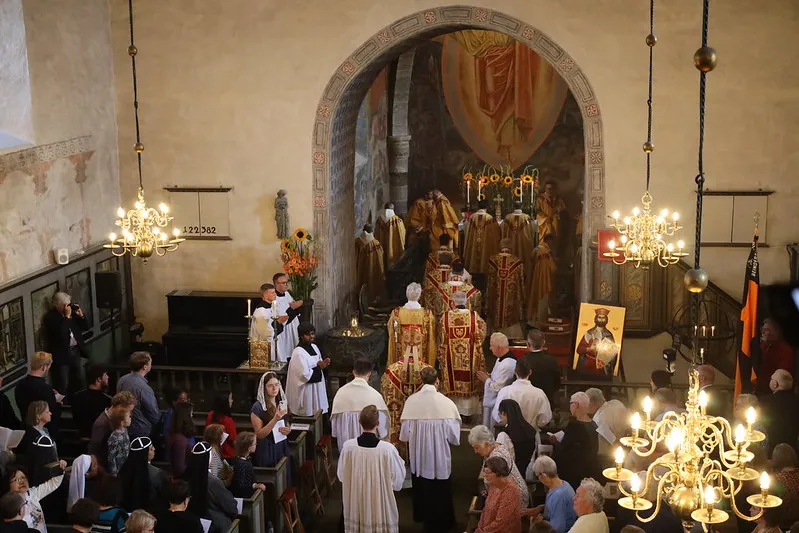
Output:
[108,0,799,336]
[0,0,34,149]
[0,0,120,284]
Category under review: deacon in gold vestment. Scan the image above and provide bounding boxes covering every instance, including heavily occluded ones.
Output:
[487,240,524,330]
[429,190,460,252]
[502,201,534,280]
[527,233,557,325]
[535,181,567,243]
[387,283,436,367]
[381,347,432,461]
[438,291,487,417]
[406,192,434,250]
[462,200,501,274]
[375,202,406,266]
[422,254,453,310]
[355,224,385,301]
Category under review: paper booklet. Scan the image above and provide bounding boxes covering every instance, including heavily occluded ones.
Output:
[0,427,25,451]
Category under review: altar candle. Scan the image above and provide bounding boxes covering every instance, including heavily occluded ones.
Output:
[478,180,482,197]
[521,181,524,204]
[467,180,471,204]
[247,299,251,317]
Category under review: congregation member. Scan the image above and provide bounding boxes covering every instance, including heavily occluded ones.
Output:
[249,373,292,478]
[478,332,516,427]
[107,407,131,475]
[569,478,609,533]
[529,456,577,533]
[550,392,599,490]
[399,368,461,533]
[42,292,88,394]
[286,322,330,416]
[155,479,204,533]
[66,455,99,513]
[474,456,522,533]
[229,432,266,498]
[697,364,727,418]
[117,352,160,439]
[120,437,154,512]
[146,444,170,513]
[771,443,799,529]
[68,365,111,439]
[649,369,672,392]
[89,473,128,533]
[338,405,405,533]
[205,391,237,459]
[486,239,525,330]
[125,510,157,533]
[585,387,627,456]
[68,498,99,533]
[165,402,196,477]
[185,442,238,533]
[89,391,137,471]
[17,401,55,460]
[331,359,390,452]
[203,424,233,484]
[468,425,528,508]
[0,492,35,532]
[272,273,303,363]
[386,283,436,366]
[524,329,561,406]
[250,283,285,358]
[654,387,685,422]
[15,353,61,444]
[495,399,537,478]
[492,360,551,428]
[4,463,65,533]
[762,369,799,456]
[382,343,432,460]
[758,318,796,395]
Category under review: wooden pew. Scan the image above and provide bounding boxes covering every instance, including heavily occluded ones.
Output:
[287,431,307,482]
[253,456,288,533]
[290,409,323,477]
[239,488,266,533]
[228,518,241,533]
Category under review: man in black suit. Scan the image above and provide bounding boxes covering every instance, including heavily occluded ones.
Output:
[67,365,111,439]
[761,369,799,457]
[523,328,561,407]
[42,291,88,395]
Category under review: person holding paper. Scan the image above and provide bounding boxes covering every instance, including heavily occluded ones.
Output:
[337,405,406,533]
[272,273,303,362]
[154,479,204,533]
[249,372,292,482]
[549,392,599,491]
[585,388,628,456]
[203,424,233,485]
[286,322,330,417]
[399,367,461,533]
[185,442,238,533]
[331,359,390,453]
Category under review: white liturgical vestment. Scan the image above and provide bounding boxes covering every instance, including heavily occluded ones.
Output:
[482,354,516,426]
[330,377,390,452]
[275,291,300,362]
[400,384,461,480]
[286,343,329,416]
[338,436,405,533]
[492,379,552,428]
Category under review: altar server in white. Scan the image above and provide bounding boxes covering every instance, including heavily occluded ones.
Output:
[492,359,552,428]
[250,283,285,353]
[330,358,390,452]
[286,322,330,416]
[273,272,303,362]
[478,332,517,427]
[338,405,405,533]
[399,367,461,533]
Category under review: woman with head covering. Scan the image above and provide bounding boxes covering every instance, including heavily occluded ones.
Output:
[17,401,56,462]
[119,437,153,512]
[66,455,100,512]
[249,373,291,477]
[184,442,238,533]
[496,399,537,477]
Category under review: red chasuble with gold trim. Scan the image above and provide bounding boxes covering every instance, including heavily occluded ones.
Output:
[438,309,486,400]
[381,356,432,461]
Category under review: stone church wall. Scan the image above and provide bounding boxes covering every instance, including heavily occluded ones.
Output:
[107,0,799,337]
[0,0,120,285]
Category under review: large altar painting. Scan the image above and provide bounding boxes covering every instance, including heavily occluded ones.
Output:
[441,30,568,169]
[572,303,626,377]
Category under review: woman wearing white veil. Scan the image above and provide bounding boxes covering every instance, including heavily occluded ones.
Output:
[249,372,292,482]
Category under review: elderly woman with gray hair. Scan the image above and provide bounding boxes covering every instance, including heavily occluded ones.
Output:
[548,391,599,490]
[469,425,528,508]
[569,478,608,533]
[475,456,522,533]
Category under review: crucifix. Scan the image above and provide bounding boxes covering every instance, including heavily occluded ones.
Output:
[493,193,504,221]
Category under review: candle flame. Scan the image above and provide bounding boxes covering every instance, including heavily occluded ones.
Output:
[630,474,641,493]
[630,412,641,431]
[704,485,716,505]
[760,472,770,490]
[746,407,757,425]
[699,389,709,408]
[615,447,625,465]
[643,396,653,414]
[735,424,746,443]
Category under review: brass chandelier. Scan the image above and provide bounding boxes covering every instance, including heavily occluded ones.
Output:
[604,0,685,268]
[607,366,781,525]
[105,0,183,261]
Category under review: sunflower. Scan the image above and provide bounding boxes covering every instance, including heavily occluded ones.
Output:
[521,174,534,184]
[293,228,308,241]
[489,173,500,183]
[502,175,514,186]
[478,193,486,201]
[463,172,473,182]
[513,186,523,198]
[280,239,292,253]
[479,175,489,186]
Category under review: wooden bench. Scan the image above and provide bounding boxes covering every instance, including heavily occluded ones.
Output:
[253,456,289,533]
[291,410,323,477]
[239,488,266,533]
[466,496,481,533]
[287,431,307,484]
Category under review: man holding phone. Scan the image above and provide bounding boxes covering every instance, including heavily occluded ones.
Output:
[43,291,88,395]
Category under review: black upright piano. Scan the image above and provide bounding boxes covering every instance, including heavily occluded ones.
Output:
[161,290,259,367]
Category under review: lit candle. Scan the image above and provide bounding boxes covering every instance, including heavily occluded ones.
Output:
[694,325,698,337]
[478,180,482,197]
[520,181,524,204]
[630,474,641,496]
[615,447,625,468]
[704,485,716,518]
[735,424,746,462]
[746,407,757,431]
[760,472,770,491]
[711,325,715,337]
[700,347,705,361]
[631,412,641,431]
[466,180,471,205]
[643,396,653,420]
[699,390,709,414]
[247,299,252,317]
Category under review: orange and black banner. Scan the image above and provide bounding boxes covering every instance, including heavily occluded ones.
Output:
[736,235,760,398]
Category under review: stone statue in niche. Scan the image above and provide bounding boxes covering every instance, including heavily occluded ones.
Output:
[275,189,289,239]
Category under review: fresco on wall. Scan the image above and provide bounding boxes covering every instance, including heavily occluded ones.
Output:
[408,33,584,216]
[0,298,26,379]
[353,68,389,234]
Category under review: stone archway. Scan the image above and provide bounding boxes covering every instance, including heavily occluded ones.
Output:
[311,5,605,330]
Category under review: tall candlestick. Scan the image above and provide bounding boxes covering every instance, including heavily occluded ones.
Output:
[478,181,482,198]
[247,299,252,317]
[521,181,524,204]
[466,181,471,205]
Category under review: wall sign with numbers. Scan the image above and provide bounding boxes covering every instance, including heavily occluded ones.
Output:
[163,187,232,240]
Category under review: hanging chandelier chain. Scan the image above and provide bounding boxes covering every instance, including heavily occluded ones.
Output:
[694,0,710,269]
[645,0,655,191]
[128,0,143,191]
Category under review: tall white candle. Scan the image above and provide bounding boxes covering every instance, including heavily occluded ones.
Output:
[247,299,251,316]
[467,180,471,204]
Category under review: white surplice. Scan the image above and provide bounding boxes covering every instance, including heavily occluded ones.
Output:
[592,399,628,455]
[399,384,461,480]
[482,354,517,426]
[491,379,552,428]
[338,437,405,533]
[275,291,300,362]
[286,343,329,416]
[331,377,390,451]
